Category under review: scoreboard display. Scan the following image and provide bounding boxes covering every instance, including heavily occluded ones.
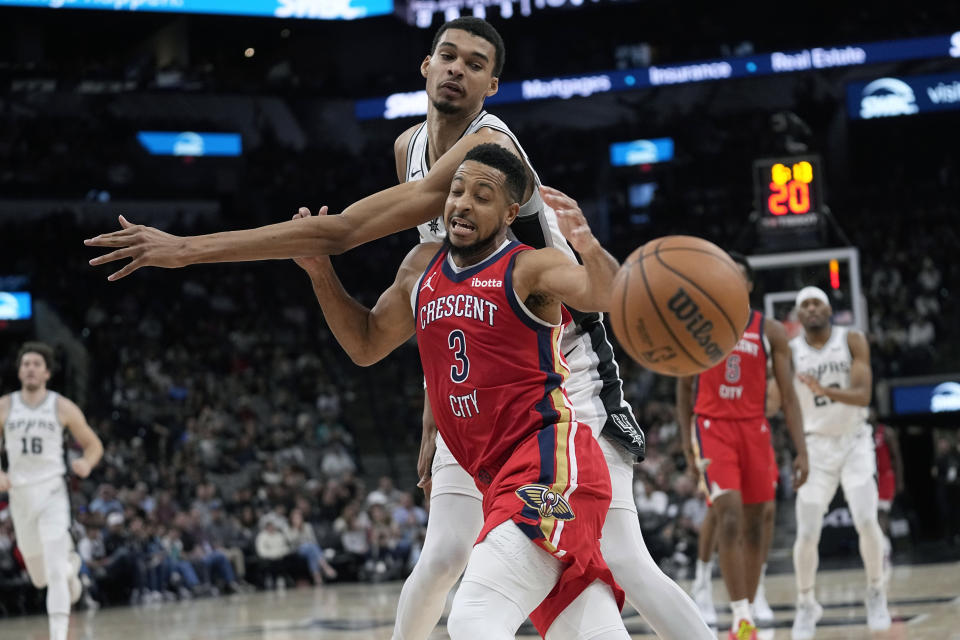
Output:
[753,155,824,231]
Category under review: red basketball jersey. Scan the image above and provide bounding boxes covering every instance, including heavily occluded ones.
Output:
[415,240,575,487]
[693,309,768,419]
[875,423,893,477]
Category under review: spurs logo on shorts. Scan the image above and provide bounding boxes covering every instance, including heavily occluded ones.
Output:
[516,484,576,520]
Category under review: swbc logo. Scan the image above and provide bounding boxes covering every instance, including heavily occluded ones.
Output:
[859,78,919,119]
[931,382,960,413]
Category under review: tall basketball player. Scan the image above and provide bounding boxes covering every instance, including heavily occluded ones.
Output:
[0,342,103,640]
[677,254,809,640]
[87,17,712,639]
[790,286,891,639]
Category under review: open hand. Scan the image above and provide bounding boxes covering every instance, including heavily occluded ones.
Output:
[85,216,186,281]
[540,186,597,254]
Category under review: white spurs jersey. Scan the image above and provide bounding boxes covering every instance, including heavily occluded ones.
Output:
[3,391,66,487]
[404,111,572,259]
[790,327,868,437]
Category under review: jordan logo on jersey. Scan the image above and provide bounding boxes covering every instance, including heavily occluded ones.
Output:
[516,484,576,520]
[420,272,438,293]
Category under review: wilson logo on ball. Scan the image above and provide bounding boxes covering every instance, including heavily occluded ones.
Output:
[666,288,724,361]
[641,346,677,363]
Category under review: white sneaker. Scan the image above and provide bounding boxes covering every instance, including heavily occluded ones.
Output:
[68,551,83,605]
[692,576,717,626]
[866,586,892,631]
[752,581,774,623]
[791,599,823,640]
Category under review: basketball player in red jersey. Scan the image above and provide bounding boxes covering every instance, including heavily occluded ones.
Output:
[870,409,903,580]
[689,373,783,627]
[293,143,627,638]
[676,253,809,640]
[88,18,713,640]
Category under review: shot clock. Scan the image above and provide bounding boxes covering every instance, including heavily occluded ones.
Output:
[753,155,823,230]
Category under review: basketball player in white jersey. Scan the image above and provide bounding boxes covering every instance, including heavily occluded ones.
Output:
[0,342,103,640]
[789,287,891,639]
[86,17,712,640]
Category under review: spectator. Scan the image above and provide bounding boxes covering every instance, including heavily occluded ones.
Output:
[255,518,292,589]
[286,508,337,585]
[366,476,403,507]
[89,484,123,516]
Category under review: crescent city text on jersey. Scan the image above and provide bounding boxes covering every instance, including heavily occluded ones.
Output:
[418,293,499,330]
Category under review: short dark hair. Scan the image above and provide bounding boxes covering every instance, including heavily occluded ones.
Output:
[728,251,754,285]
[463,143,527,204]
[17,341,54,372]
[431,17,505,77]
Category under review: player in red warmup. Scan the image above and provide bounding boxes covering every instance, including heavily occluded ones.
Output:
[292,143,627,639]
[677,253,809,640]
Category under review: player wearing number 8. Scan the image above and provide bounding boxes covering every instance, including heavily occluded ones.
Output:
[0,342,103,640]
[790,286,891,638]
[677,254,809,640]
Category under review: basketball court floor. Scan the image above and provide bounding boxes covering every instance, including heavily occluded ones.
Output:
[3,560,959,640]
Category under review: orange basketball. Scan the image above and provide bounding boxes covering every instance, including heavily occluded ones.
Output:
[609,236,750,376]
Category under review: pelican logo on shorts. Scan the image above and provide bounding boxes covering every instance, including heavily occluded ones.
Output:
[666,287,724,362]
[516,484,576,520]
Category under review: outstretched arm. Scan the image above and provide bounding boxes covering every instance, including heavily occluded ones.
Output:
[298,240,432,366]
[513,186,620,312]
[85,128,523,281]
[767,318,809,488]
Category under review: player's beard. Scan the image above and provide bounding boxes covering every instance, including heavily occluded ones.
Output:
[431,98,461,115]
[444,226,502,264]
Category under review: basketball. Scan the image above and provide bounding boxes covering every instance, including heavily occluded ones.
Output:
[609,235,751,376]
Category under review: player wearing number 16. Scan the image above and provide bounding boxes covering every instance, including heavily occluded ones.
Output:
[790,286,891,639]
[0,342,104,640]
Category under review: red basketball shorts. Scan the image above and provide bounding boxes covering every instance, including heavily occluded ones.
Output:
[877,470,896,509]
[477,420,624,636]
[693,415,777,505]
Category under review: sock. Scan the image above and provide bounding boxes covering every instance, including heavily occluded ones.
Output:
[730,598,753,629]
[695,558,713,585]
[759,562,767,584]
[49,612,69,640]
[798,588,816,606]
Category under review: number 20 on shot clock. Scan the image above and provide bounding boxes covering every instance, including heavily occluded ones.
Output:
[753,155,824,228]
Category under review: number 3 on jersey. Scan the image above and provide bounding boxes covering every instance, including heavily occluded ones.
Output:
[448,330,470,383]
